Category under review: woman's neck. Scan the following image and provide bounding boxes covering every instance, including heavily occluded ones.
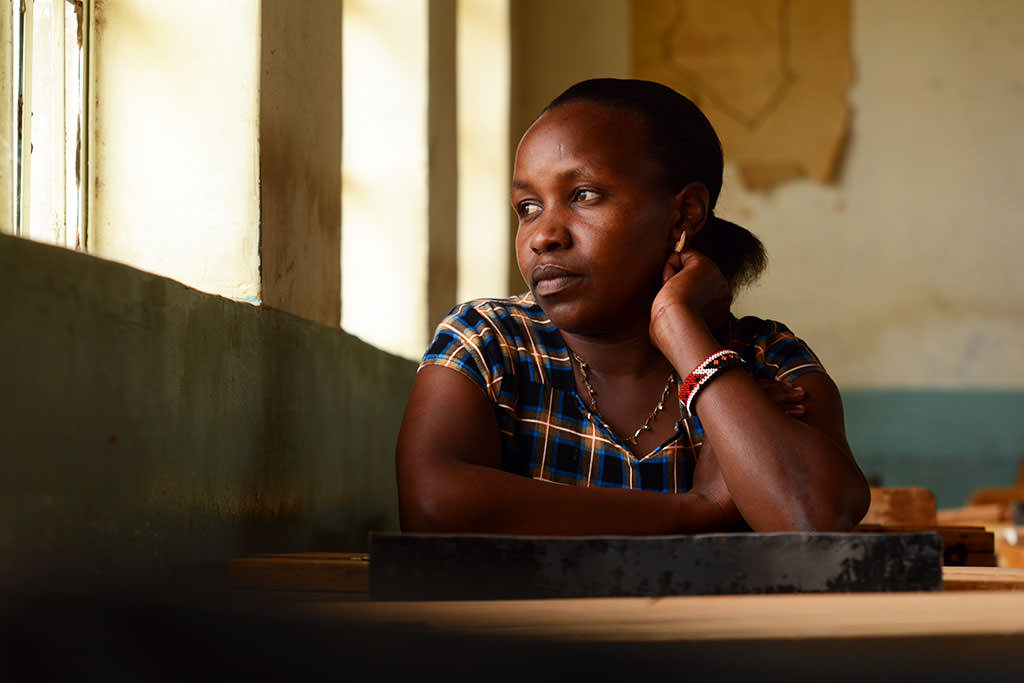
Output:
[560,328,669,379]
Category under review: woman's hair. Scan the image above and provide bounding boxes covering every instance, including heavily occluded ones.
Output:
[545,78,767,288]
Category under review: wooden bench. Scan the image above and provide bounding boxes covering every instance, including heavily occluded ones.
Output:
[228,552,370,600]
[862,486,937,526]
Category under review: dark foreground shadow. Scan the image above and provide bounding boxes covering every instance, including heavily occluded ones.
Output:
[4,587,1024,683]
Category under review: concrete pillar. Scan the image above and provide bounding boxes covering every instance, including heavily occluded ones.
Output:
[259,0,343,327]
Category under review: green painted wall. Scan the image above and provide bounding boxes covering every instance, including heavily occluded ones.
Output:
[0,235,416,589]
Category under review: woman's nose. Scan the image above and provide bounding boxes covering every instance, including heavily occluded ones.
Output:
[529,206,572,254]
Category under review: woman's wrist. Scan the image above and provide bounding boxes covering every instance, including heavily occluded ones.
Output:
[650,303,722,372]
[650,301,706,343]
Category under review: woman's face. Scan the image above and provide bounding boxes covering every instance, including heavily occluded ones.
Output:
[512,101,680,336]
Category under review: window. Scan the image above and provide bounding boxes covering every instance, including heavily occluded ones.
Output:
[8,0,88,248]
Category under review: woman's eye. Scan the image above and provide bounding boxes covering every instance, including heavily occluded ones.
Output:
[517,201,542,217]
[574,189,599,202]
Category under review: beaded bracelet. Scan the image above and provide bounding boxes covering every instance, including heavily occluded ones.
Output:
[678,349,745,415]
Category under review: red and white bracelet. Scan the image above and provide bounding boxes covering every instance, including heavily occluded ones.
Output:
[678,349,745,415]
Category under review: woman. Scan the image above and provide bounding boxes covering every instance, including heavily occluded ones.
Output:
[396,79,869,534]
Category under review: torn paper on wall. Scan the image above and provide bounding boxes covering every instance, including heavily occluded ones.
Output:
[633,0,852,189]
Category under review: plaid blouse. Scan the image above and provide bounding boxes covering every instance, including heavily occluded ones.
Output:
[421,293,824,493]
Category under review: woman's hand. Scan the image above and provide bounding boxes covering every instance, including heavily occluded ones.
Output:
[649,249,732,354]
[757,378,807,418]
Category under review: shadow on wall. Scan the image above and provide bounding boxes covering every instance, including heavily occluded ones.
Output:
[0,234,416,590]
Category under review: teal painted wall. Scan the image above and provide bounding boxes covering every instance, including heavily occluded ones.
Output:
[844,390,1024,508]
[0,235,417,589]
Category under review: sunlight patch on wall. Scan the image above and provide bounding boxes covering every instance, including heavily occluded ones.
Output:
[341,0,429,359]
[456,0,510,303]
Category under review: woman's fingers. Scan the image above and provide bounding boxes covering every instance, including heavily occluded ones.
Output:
[662,251,683,283]
[756,378,806,417]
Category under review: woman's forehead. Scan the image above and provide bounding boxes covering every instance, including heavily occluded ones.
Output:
[527,101,646,145]
[515,102,655,176]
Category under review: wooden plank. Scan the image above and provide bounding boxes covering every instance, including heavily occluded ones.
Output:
[227,552,369,593]
[1000,544,1024,569]
[863,486,937,525]
[936,503,1006,525]
[943,566,1024,591]
[969,485,1024,506]
[369,532,942,600]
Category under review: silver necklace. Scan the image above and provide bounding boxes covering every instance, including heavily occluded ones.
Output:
[571,351,676,445]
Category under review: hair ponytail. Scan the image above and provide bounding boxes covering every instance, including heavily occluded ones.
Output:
[691,215,767,288]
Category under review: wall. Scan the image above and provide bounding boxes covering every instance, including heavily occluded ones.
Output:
[88,0,261,301]
[456,0,511,304]
[508,0,633,291]
[340,0,431,358]
[506,0,1024,389]
[88,0,346,325]
[716,0,1024,504]
[0,234,415,588]
[724,0,1024,390]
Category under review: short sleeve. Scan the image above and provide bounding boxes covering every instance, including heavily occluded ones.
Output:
[420,302,509,402]
[731,317,825,384]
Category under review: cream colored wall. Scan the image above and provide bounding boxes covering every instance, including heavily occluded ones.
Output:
[341,0,429,358]
[508,0,633,292]
[724,0,1024,389]
[509,0,633,140]
[341,0,513,359]
[88,0,261,301]
[456,0,510,304]
[508,0,1024,390]
[32,0,1024,389]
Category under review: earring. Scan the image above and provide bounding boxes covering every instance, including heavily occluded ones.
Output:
[673,230,687,253]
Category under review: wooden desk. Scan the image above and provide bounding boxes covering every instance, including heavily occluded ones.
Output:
[219,557,1024,681]
[302,591,1024,641]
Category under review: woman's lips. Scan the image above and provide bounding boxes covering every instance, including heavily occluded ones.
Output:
[531,264,581,297]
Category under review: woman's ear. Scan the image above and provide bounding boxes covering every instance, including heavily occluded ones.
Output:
[672,182,710,239]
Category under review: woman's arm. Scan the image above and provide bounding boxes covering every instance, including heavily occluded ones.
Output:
[396,365,737,535]
[651,251,870,532]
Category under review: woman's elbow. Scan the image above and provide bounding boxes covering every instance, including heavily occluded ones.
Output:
[750,473,869,532]
[399,486,448,533]
[399,479,483,534]
[787,479,871,532]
